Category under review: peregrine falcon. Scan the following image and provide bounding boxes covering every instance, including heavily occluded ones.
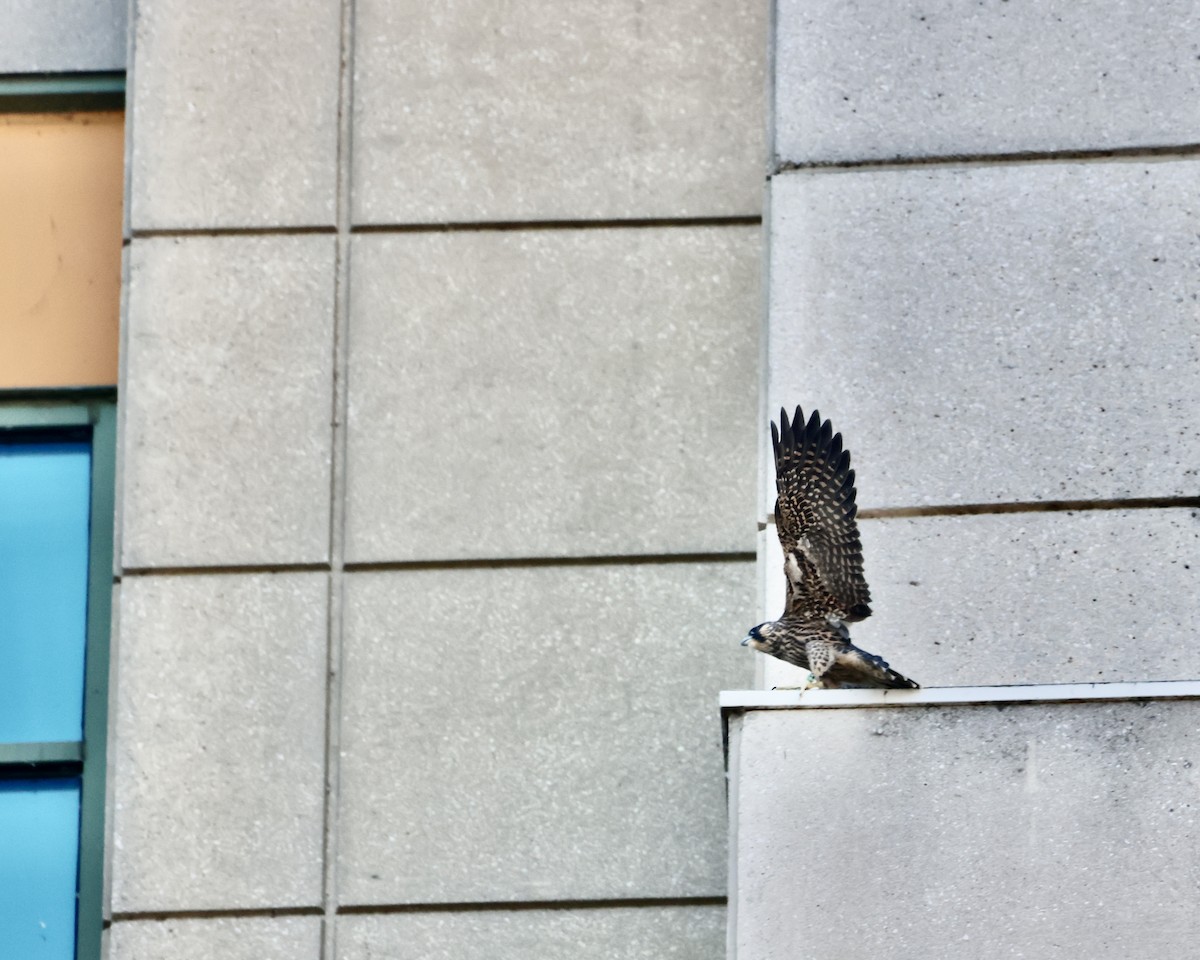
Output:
[742,406,919,690]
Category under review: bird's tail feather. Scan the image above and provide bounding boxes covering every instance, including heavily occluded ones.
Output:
[858,648,920,689]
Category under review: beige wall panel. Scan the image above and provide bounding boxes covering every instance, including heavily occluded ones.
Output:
[730,700,1200,959]
[0,112,122,388]
[121,234,335,568]
[859,508,1200,691]
[129,0,340,229]
[346,226,760,562]
[338,904,726,960]
[756,508,1200,692]
[774,0,1200,164]
[860,508,1200,689]
[110,573,328,912]
[110,915,321,960]
[766,161,1200,515]
[352,0,767,223]
[338,562,755,904]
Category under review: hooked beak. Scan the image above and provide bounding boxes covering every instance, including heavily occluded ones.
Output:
[740,634,751,646]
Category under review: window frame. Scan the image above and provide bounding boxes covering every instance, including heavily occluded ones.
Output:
[0,72,124,113]
[0,388,115,960]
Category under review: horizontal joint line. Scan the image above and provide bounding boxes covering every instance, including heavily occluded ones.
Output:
[130,219,763,242]
[857,497,1200,519]
[119,554,757,579]
[131,226,337,239]
[344,552,757,573]
[119,562,332,578]
[129,219,761,241]
[337,896,728,915]
[774,142,1200,174]
[110,906,323,923]
[351,215,761,234]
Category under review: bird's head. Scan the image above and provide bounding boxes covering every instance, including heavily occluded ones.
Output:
[741,622,778,654]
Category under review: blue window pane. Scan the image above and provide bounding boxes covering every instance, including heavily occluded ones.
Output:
[0,779,81,958]
[0,441,91,742]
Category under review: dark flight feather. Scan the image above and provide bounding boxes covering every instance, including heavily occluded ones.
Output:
[773,406,872,623]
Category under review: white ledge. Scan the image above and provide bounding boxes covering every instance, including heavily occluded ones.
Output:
[720,679,1200,713]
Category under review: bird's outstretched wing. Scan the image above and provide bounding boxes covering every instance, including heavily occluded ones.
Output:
[772,406,872,623]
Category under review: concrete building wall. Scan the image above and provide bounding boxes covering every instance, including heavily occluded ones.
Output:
[108,2,766,958]
[729,1,1200,956]
[727,688,1200,960]
[13,1,1192,956]
[760,0,1200,688]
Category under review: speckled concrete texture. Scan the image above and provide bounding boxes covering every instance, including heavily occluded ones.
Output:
[110,573,327,912]
[863,508,1199,688]
[754,509,1200,691]
[345,227,760,562]
[129,0,340,228]
[337,562,755,904]
[729,700,1200,959]
[110,915,322,960]
[338,904,726,960]
[773,0,1200,164]
[121,235,334,568]
[0,0,126,71]
[352,0,766,223]
[765,161,1200,514]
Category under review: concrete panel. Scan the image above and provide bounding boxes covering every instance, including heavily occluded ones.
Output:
[338,904,726,960]
[110,915,321,960]
[122,235,334,568]
[129,0,339,229]
[110,573,328,911]
[728,698,1200,960]
[752,508,1200,691]
[753,511,1200,699]
[0,0,126,72]
[345,226,760,562]
[352,0,766,223]
[338,561,755,904]
[766,162,1200,513]
[773,0,1200,164]
[861,508,1200,689]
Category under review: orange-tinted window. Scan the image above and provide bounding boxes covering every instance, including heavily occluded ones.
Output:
[0,111,123,388]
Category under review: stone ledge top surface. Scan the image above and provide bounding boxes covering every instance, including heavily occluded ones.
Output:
[722,679,1200,715]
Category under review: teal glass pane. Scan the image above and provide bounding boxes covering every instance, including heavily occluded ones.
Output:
[0,779,81,958]
[0,441,91,742]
